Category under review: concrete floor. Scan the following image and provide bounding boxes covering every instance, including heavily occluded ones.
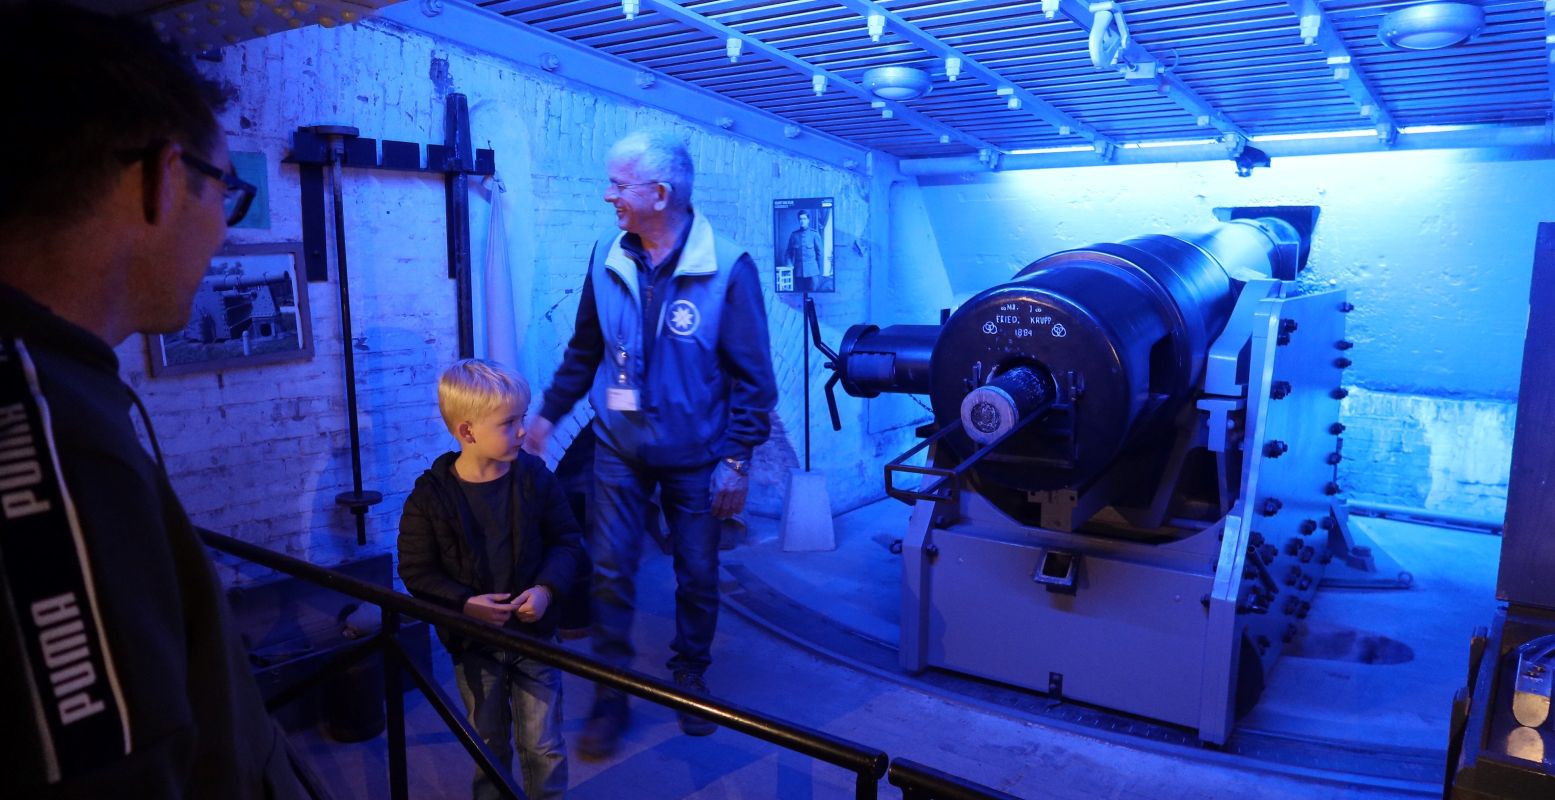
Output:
[291,495,1498,799]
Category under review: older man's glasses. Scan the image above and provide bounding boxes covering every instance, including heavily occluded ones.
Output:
[118,145,258,226]
[607,179,668,194]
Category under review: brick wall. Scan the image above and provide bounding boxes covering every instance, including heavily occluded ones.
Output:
[118,19,885,581]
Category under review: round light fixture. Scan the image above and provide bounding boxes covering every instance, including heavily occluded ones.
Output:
[1377,1,1485,50]
[862,66,933,101]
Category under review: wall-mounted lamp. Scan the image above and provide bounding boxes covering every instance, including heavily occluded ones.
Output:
[944,56,962,82]
[725,37,742,63]
[622,0,639,20]
[812,73,828,96]
[867,12,886,42]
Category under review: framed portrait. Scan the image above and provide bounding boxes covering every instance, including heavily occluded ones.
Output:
[148,242,314,377]
[773,197,835,293]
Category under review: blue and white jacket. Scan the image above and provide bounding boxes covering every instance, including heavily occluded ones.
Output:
[540,209,776,469]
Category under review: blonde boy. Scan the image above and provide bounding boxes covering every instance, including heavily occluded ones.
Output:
[398,359,589,800]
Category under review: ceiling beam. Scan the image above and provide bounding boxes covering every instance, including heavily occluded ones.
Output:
[1286,0,1399,144]
[901,123,1555,176]
[827,0,1119,154]
[1546,0,1555,121]
[644,0,1005,156]
[379,1,877,172]
[1053,0,1249,149]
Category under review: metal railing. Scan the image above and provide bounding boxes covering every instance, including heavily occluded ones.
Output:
[205,529,1021,800]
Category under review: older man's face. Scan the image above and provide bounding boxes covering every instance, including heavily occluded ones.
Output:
[603,154,662,234]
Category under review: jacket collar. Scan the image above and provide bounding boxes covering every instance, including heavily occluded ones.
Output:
[602,207,718,298]
[0,281,120,372]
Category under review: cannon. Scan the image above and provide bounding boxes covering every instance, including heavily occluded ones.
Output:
[810,208,1401,744]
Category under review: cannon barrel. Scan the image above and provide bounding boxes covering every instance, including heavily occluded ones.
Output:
[834,216,1304,499]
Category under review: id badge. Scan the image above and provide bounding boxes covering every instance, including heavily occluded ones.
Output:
[606,386,641,411]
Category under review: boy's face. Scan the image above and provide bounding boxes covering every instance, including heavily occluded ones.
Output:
[461,397,528,463]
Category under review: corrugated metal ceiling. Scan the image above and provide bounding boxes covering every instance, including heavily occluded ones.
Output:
[474,0,1551,160]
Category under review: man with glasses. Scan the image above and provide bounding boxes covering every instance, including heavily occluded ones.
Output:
[524,130,777,759]
[0,5,315,798]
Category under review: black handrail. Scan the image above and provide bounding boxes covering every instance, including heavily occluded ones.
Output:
[202,529,889,798]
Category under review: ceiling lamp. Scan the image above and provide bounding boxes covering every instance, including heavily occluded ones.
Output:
[862,66,932,101]
[1377,2,1485,50]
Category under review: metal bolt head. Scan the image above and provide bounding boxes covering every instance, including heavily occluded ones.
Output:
[1335,357,1353,369]
[1331,388,1349,400]
[1264,440,1289,458]
[1326,452,1343,465]
[1270,380,1292,400]
[1324,481,1341,496]
[1280,319,1299,334]
[1260,498,1283,516]
[1336,340,1354,350]
[1339,301,1355,313]
[1330,422,1347,435]
[1299,519,1317,535]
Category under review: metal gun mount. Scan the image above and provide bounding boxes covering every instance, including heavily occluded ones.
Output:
[809,208,1410,744]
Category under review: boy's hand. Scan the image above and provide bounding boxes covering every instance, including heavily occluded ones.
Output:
[464,593,517,625]
[513,585,552,624]
[523,416,553,456]
[710,460,748,519]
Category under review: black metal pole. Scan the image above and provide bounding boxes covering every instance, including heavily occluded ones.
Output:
[803,291,811,472]
[328,133,367,546]
[384,610,408,800]
[309,125,382,545]
[444,94,474,359]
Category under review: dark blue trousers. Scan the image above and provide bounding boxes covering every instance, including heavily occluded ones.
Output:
[590,444,720,676]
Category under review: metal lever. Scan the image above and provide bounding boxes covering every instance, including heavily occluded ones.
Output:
[804,296,844,431]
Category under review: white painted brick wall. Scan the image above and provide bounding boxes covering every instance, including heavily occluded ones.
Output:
[116,19,885,581]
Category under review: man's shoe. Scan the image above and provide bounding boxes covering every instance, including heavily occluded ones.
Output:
[578,693,628,760]
[673,671,717,736]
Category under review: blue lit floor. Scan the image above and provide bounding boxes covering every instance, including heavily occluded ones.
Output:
[291,497,1496,798]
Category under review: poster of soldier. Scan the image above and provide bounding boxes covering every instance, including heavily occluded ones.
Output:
[773,197,835,293]
[149,242,314,376]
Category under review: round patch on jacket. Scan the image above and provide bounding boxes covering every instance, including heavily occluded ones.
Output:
[666,299,700,336]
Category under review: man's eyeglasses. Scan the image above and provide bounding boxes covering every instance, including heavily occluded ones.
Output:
[180,152,257,227]
[607,179,668,195]
[118,145,258,227]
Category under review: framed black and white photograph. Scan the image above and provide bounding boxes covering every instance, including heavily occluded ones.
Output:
[773,197,835,293]
[148,242,313,377]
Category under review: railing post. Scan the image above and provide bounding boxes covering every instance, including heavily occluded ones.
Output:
[384,609,408,800]
[856,769,878,800]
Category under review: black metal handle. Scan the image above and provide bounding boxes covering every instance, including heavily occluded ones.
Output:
[804,296,844,431]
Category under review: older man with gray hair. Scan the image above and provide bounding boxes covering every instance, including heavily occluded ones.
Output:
[525,130,776,758]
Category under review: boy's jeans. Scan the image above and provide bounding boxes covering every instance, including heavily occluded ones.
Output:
[591,445,721,676]
[454,647,567,800]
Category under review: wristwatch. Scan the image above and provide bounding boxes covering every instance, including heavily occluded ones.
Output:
[722,457,750,476]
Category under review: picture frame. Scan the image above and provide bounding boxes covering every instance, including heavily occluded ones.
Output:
[773,197,835,293]
[148,242,314,377]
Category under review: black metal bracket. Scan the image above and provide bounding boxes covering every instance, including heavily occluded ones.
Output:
[285,102,494,300]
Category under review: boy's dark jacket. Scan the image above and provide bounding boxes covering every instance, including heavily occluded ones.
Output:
[397,450,590,655]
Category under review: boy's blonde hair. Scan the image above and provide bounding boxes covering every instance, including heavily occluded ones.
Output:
[437,358,531,435]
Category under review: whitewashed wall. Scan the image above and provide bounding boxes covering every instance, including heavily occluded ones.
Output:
[118,18,894,581]
[907,150,1555,522]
